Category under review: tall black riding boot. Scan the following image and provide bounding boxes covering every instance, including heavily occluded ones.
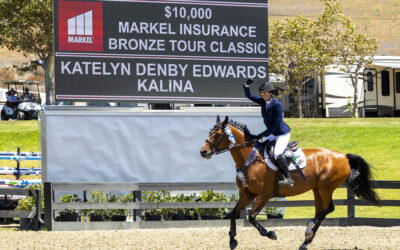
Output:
[276,155,295,187]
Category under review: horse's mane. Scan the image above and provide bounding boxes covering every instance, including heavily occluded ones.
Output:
[228,120,254,140]
[229,120,252,136]
[228,120,246,131]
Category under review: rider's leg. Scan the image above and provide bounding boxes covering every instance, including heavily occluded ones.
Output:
[263,134,276,158]
[274,133,294,187]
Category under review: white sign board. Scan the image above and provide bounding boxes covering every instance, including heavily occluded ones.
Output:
[42,107,264,182]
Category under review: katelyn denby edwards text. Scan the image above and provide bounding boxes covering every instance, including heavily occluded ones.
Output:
[60,61,267,93]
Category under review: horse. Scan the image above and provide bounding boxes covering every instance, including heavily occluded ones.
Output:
[200,115,380,250]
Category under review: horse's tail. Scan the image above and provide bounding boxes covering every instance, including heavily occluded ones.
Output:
[346,153,380,206]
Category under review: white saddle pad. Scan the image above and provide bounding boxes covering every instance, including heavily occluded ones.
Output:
[265,148,307,171]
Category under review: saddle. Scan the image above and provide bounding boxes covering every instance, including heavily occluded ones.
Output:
[260,140,299,197]
[236,140,299,193]
[258,141,298,168]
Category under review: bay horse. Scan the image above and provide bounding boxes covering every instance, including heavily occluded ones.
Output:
[200,116,380,250]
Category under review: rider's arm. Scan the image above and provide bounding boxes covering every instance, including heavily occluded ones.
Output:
[243,84,263,105]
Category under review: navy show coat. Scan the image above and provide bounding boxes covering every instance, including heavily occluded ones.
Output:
[243,84,290,137]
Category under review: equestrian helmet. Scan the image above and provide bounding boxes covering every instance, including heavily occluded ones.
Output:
[258,82,275,92]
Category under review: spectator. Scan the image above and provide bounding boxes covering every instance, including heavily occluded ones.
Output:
[20,87,36,101]
[6,88,18,109]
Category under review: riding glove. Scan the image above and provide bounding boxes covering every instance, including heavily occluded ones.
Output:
[257,134,274,144]
[246,78,254,85]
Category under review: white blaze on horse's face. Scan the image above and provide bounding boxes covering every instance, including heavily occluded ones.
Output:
[200,141,212,159]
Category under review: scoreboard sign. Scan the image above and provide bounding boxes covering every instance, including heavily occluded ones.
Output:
[54,0,268,103]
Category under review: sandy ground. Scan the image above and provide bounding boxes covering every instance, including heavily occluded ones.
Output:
[1,226,399,250]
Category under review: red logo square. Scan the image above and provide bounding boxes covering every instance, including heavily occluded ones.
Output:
[58,1,103,52]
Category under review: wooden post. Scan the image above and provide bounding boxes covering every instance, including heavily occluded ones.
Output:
[83,190,88,202]
[44,182,53,231]
[238,191,246,219]
[16,147,20,179]
[239,208,246,219]
[34,188,42,230]
[133,191,142,221]
[347,187,355,220]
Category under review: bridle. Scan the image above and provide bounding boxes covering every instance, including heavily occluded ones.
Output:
[205,124,256,155]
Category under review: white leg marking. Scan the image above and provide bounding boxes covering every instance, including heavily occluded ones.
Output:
[305,220,315,239]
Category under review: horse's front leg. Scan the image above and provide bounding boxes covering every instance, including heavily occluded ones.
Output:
[248,195,277,240]
[226,191,254,249]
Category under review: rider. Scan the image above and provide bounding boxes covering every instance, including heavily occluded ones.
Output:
[243,79,294,187]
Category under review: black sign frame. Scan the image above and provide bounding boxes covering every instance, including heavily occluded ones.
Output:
[54,0,268,103]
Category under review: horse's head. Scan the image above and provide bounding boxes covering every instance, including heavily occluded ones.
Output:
[200,115,236,159]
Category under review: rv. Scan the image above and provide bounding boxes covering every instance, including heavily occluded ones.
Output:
[363,56,400,117]
[284,56,400,118]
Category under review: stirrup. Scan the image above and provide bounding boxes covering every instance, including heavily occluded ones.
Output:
[278,177,294,187]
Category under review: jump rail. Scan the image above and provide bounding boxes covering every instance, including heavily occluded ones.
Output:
[0,148,42,181]
[44,181,400,231]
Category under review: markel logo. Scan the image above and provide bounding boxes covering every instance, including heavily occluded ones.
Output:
[68,10,94,43]
[58,1,103,51]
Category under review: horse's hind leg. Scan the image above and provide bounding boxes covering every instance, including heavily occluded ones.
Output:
[248,194,277,240]
[300,189,335,250]
[227,191,254,249]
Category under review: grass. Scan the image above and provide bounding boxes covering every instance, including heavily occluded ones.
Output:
[283,118,400,219]
[0,120,41,179]
[0,120,41,152]
[0,118,399,220]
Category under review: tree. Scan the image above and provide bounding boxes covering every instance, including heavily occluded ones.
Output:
[0,0,54,104]
[269,16,333,118]
[316,0,378,117]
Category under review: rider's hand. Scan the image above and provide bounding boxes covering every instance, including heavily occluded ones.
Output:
[257,137,267,144]
[246,79,254,85]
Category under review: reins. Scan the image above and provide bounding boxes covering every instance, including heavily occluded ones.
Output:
[204,122,262,189]
[206,139,257,155]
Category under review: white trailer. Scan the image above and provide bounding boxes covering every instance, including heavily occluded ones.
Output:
[363,56,400,117]
[323,65,363,117]
[315,56,400,117]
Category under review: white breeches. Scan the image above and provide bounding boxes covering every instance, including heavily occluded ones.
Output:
[264,132,291,160]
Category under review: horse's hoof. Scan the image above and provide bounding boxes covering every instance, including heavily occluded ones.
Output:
[229,239,238,249]
[266,230,277,240]
[298,243,308,250]
[260,227,268,236]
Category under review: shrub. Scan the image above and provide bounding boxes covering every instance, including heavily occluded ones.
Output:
[143,190,171,217]
[89,191,107,218]
[263,197,285,216]
[196,190,228,219]
[15,184,44,211]
[168,193,196,220]
[229,193,239,202]
[59,194,81,214]
[106,193,126,218]
[16,196,35,211]
[119,193,134,216]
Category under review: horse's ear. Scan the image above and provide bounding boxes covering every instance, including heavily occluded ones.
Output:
[216,115,221,123]
[222,116,229,127]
